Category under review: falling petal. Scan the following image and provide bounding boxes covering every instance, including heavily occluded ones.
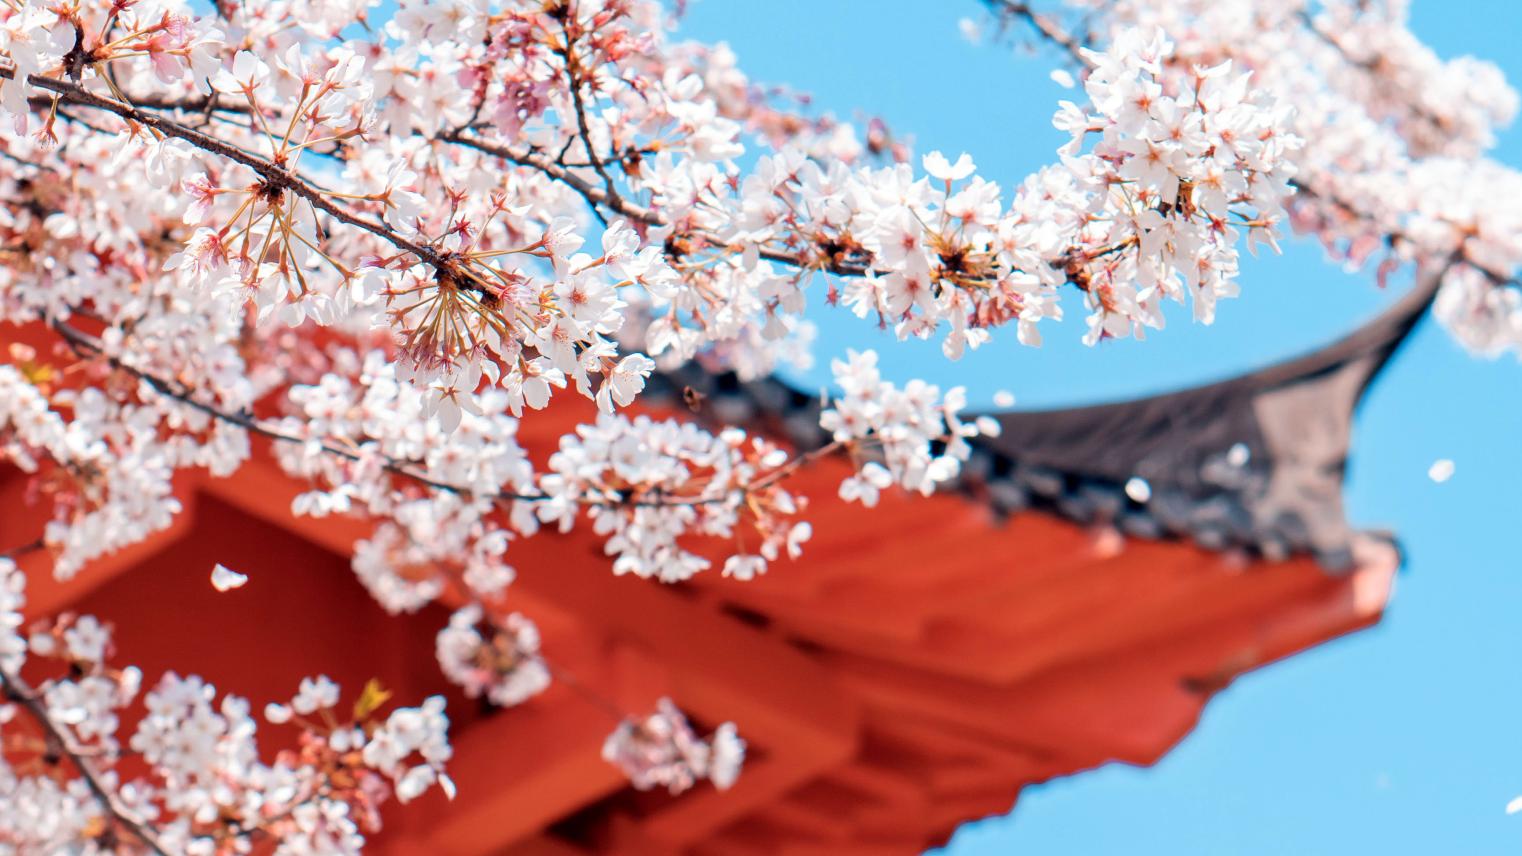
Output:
[211,563,248,592]
[1428,459,1455,483]
[957,17,982,45]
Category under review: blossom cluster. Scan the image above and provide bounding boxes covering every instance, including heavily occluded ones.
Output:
[602,697,745,795]
[0,558,454,854]
[539,412,811,583]
[435,603,551,708]
[276,351,535,612]
[0,359,243,580]
[269,336,986,599]
[642,25,1299,360]
[1059,29,1301,340]
[1039,0,1522,355]
[825,349,999,506]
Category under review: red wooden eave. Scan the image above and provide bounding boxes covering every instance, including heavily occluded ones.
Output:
[0,385,1398,855]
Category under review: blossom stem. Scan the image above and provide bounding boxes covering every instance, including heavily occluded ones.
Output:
[980,0,1519,294]
[0,538,43,560]
[556,31,624,213]
[981,0,1091,65]
[6,69,472,294]
[48,321,837,512]
[0,667,172,856]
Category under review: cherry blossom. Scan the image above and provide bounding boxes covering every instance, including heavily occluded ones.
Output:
[983,0,1522,354]
[0,0,1516,842]
[825,349,999,502]
[0,555,454,854]
[435,603,551,707]
[602,697,744,795]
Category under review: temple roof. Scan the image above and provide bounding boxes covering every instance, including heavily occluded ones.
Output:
[651,274,1441,571]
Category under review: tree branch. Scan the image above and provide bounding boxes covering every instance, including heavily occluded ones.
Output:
[441,130,873,277]
[980,0,1518,295]
[7,68,459,283]
[50,319,546,501]
[50,320,838,511]
[0,667,172,856]
[556,29,623,216]
[0,538,45,560]
[982,0,1091,64]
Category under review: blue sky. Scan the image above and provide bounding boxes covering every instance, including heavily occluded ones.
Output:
[669,2,1522,853]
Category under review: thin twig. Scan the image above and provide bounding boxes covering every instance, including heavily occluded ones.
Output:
[0,667,172,856]
[557,33,623,211]
[51,320,510,498]
[441,130,873,277]
[7,68,461,286]
[980,0,1518,294]
[0,538,44,560]
[983,0,1091,64]
[50,320,836,511]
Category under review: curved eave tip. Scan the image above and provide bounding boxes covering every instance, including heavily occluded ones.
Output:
[1349,531,1403,619]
